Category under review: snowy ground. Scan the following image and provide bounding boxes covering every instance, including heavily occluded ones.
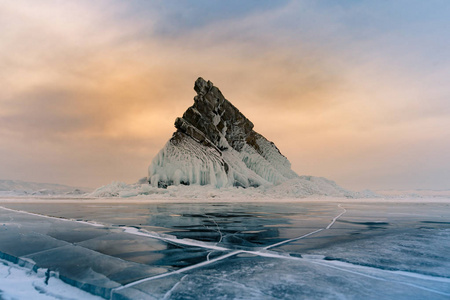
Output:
[0,258,103,300]
[0,196,449,299]
[0,179,90,197]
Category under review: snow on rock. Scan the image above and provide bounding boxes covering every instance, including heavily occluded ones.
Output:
[89,181,169,198]
[89,176,363,199]
[267,176,355,198]
[148,77,300,189]
[149,132,229,188]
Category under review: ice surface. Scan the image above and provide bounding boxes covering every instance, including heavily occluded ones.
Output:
[1,202,343,248]
[274,202,450,278]
[131,254,450,300]
[0,206,228,298]
[0,199,449,299]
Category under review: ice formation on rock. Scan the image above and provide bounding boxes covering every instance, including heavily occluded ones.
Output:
[148,77,299,188]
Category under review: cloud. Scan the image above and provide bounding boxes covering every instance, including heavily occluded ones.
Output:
[0,1,449,189]
[0,0,348,140]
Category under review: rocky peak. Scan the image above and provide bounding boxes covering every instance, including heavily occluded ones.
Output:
[177,77,254,152]
[193,77,213,96]
[149,77,298,188]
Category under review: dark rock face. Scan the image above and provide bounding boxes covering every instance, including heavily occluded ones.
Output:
[149,77,298,188]
[177,78,254,152]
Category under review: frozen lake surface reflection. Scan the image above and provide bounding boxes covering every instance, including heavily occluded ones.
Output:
[0,199,449,299]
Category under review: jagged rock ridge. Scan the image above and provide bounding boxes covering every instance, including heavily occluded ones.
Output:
[148,77,299,188]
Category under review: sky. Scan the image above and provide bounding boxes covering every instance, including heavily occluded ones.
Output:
[1,0,449,191]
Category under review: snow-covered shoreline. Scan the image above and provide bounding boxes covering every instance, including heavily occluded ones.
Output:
[3,179,449,203]
[0,258,103,300]
[1,196,449,204]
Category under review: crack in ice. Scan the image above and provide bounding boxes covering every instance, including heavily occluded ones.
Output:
[121,226,229,252]
[201,214,224,262]
[307,259,450,297]
[263,204,347,250]
[0,206,104,227]
[263,228,324,250]
[161,275,187,300]
[326,204,346,229]
[111,250,243,297]
[202,214,223,245]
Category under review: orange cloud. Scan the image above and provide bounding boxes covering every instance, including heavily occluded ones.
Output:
[1,1,449,190]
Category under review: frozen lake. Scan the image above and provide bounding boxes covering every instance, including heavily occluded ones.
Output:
[0,199,449,299]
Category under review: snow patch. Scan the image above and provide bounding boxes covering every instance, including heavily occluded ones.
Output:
[0,258,103,300]
[0,180,90,197]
